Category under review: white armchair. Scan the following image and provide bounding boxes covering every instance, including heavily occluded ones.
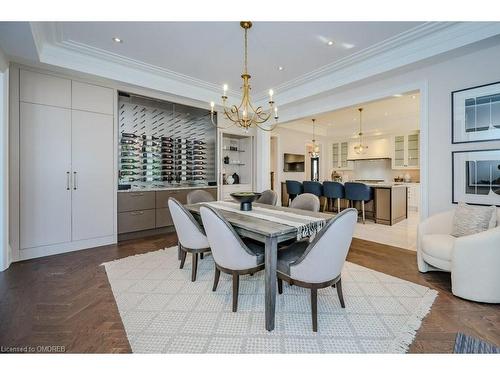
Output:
[417,207,500,303]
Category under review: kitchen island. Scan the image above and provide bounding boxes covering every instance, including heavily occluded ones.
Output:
[365,183,408,225]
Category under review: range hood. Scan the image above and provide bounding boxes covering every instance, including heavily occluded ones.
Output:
[347,157,392,161]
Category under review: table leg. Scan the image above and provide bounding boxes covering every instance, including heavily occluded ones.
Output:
[265,236,278,331]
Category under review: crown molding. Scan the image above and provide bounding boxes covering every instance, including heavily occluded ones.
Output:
[29,22,500,110]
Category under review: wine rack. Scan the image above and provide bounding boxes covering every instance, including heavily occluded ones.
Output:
[118,93,215,187]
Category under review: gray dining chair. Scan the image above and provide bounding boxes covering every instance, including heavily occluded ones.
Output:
[256,189,278,206]
[277,208,358,332]
[168,198,211,282]
[200,205,265,312]
[187,189,216,204]
[289,193,320,212]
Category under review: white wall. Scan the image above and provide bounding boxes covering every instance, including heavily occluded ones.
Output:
[276,41,500,216]
[0,46,10,271]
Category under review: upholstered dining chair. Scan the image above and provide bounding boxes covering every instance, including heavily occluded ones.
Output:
[277,208,358,332]
[187,189,216,204]
[200,205,265,312]
[289,193,320,212]
[322,181,345,213]
[285,180,303,205]
[344,182,374,224]
[168,198,210,282]
[256,189,278,206]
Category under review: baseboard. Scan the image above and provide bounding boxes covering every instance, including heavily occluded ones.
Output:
[118,226,175,242]
[16,235,117,262]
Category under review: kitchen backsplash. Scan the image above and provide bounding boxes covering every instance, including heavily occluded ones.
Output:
[334,159,420,182]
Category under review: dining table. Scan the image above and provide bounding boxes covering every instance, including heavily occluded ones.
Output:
[186,201,333,331]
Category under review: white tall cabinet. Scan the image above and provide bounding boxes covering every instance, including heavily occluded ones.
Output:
[13,69,116,260]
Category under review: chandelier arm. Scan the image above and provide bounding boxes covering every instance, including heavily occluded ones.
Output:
[255,120,278,132]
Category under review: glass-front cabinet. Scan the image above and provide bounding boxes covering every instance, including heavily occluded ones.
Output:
[391,132,420,169]
[331,141,352,170]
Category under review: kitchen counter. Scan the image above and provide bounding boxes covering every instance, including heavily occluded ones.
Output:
[118,185,217,193]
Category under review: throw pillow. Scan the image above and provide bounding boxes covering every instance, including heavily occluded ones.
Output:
[451,202,497,237]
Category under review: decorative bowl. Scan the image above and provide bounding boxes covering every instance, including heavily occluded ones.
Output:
[230,192,262,211]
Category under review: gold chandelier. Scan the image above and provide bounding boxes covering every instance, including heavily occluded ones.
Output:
[353,107,368,154]
[310,119,320,158]
[210,21,278,131]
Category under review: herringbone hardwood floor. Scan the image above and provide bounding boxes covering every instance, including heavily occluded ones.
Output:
[0,234,498,353]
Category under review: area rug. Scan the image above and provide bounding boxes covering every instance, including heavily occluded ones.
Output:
[102,247,437,353]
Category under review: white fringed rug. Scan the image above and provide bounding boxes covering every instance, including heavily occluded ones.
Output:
[103,247,437,353]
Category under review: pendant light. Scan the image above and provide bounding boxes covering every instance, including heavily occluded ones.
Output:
[310,119,320,158]
[353,108,367,154]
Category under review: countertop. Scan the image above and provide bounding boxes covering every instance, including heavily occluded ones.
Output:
[118,185,217,193]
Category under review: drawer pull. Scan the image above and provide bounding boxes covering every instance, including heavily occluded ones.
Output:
[130,193,144,197]
[131,211,145,216]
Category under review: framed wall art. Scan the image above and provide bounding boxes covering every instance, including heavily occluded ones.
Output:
[452,149,500,206]
[452,81,500,144]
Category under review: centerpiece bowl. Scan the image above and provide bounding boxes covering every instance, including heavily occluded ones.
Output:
[230,192,262,211]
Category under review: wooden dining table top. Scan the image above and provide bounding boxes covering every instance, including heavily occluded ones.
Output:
[186,202,333,243]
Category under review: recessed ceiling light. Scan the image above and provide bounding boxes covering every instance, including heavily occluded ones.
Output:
[341,42,355,49]
[112,37,122,43]
[327,40,334,46]
[278,66,284,71]
[411,95,416,99]
[393,94,403,97]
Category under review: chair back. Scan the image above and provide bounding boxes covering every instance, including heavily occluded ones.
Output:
[187,189,216,205]
[290,193,320,212]
[344,182,373,201]
[200,205,260,270]
[303,181,323,197]
[168,198,209,249]
[256,189,278,206]
[289,208,358,283]
[322,181,345,199]
[286,180,303,195]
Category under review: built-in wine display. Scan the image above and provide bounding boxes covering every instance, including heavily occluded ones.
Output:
[118,93,216,188]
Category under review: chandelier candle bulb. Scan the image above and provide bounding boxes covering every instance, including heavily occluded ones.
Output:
[269,89,274,102]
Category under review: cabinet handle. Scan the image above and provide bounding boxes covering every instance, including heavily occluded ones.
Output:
[130,193,144,197]
[131,211,144,216]
[66,171,70,190]
[73,171,78,190]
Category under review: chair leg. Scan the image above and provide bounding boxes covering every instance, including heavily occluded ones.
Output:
[191,253,198,282]
[177,242,181,260]
[362,201,366,224]
[336,278,345,308]
[232,273,240,312]
[337,198,341,213]
[179,249,187,269]
[323,198,327,212]
[200,252,204,260]
[277,278,283,294]
[212,267,220,291]
[311,288,318,332]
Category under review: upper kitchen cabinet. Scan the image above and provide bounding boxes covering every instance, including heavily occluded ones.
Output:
[391,131,420,169]
[20,69,71,108]
[72,81,114,115]
[347,136,391,161]
[331,141,353,170]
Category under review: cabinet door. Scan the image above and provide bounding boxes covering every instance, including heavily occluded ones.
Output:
[393,135,405,168]
[71,110,115,241]
[340,142,349,168]
[20,103,72,249]
[72,81,114,115]
[332,143,339,168]
[407,133,419,168]
[20,70,71,108]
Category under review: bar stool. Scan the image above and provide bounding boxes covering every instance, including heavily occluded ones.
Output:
[303,181,323,211]
[322,181,345,213]
[344,182,374,224]
[286,180,303,205]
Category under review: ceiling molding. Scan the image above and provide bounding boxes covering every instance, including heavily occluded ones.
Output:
[29,22,500,111]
